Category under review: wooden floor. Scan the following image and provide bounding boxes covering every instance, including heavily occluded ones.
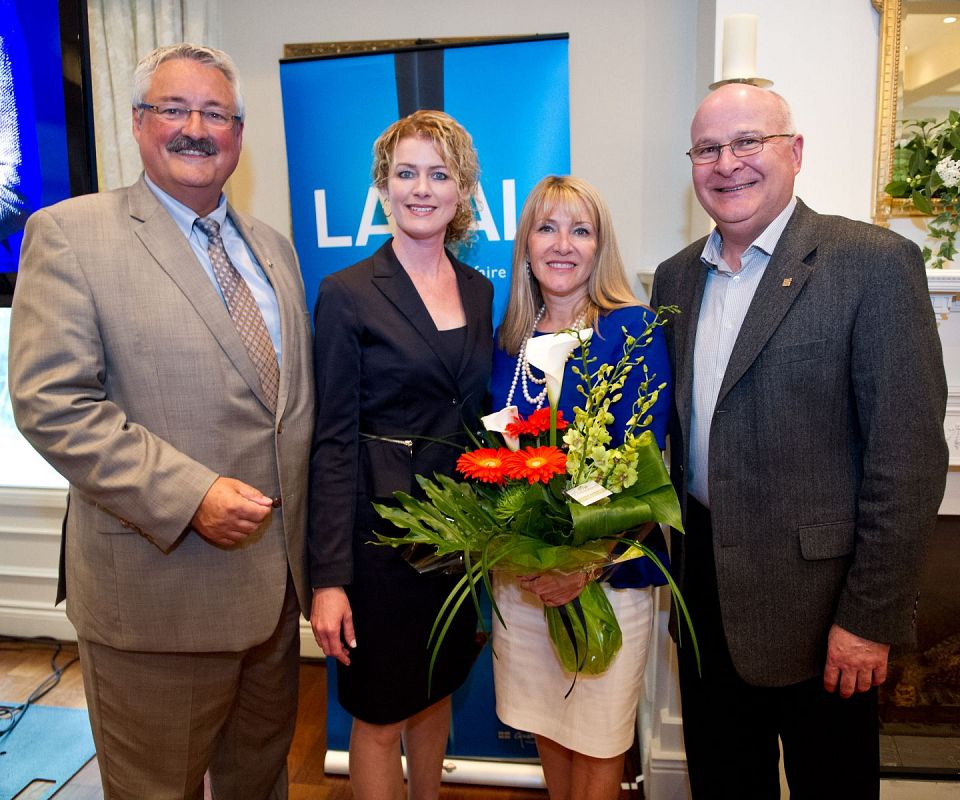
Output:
[0,637,550,800]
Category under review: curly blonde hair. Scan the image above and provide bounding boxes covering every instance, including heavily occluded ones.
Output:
[499,175,638,355]
[372,110,480,244]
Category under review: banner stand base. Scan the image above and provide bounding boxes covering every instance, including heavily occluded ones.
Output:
[323,750,546,789]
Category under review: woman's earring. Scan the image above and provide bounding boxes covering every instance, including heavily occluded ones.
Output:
[524,258,531,275]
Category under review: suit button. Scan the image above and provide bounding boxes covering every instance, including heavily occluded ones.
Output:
[277,421,284,435]
[451,398,458,406]
[272,496,282,508]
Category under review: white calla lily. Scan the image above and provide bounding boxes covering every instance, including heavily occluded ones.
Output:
[525,328,593,407]
[481,405,521,451]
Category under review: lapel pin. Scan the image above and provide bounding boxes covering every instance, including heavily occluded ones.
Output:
[782,278,793,287]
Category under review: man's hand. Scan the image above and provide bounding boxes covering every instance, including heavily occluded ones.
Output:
[823,624,890,698]
[191,477,273,546]
[311,586,356,666]
[519,570,592,607]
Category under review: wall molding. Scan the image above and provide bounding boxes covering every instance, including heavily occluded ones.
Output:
[0,487,68,640]
[642,592,691,798]
[0,600,76,641]
[928,270,960,324]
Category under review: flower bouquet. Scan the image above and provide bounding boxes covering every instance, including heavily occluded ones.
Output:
[372,309,696,688]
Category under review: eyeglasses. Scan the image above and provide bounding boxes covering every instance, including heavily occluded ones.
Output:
[686,134,794,165]
[136,104,242,129]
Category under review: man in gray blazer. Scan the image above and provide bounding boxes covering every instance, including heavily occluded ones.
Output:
[652,84,947,797]
[8,44,314,799]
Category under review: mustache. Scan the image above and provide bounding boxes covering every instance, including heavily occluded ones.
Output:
[166,135,218,156]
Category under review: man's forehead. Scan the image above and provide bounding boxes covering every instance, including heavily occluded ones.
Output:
[151,59,228,86]
[690,123,767,145]
[148,60,233,101]
[691,95,778,141]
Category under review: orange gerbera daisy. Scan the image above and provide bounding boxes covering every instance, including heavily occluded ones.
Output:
[506,408,568,438]
[456,448,511,483]
[502,446,567,484]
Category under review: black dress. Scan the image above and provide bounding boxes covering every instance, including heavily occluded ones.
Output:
[308,240,493,724]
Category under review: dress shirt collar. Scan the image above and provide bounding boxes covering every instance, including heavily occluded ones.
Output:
[143,173,227,237]
[700,196,798,275]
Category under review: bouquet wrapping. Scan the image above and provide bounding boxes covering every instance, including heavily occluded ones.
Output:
[372,308,696,687]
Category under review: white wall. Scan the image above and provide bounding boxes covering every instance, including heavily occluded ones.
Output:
[712,0,880,222]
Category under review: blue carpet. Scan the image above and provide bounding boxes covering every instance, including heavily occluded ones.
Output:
[0,703,95,800]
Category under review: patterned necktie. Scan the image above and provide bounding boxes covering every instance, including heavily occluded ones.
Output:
[195,217,279,412]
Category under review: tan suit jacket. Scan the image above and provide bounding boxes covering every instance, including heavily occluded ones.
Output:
[9,176,314,652]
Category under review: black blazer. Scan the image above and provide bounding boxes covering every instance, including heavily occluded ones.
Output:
[308,239,494,587]
[652,200,948,685]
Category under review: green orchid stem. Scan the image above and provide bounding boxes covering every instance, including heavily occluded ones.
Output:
[570,343,599,486]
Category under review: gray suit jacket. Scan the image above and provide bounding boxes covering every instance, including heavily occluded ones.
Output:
[652,199,948,685]
[9,176,314,652]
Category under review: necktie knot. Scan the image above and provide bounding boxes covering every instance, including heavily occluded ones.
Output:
[196,217,221,241]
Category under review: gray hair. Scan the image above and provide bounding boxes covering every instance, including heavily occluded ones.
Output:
[768,89,796,134]
[131,43,245,121]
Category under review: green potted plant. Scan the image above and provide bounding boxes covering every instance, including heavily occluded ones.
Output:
[885,112,960,269]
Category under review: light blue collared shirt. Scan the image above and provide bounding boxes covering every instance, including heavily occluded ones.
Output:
[687,197,797,505]
[143,174,281,363]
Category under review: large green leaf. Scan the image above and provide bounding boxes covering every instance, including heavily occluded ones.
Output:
[908,146,928,176]
[567,434,681,544]
[912,190,934,215]
[883,179,911,198]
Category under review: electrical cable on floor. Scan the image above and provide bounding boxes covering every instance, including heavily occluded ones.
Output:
[0,635,80,739]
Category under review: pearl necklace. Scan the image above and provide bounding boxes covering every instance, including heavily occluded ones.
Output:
[505,305,585,411]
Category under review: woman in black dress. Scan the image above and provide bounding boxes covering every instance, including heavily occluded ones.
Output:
[308,110,492,799]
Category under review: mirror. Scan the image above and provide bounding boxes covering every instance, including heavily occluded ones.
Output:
[873,0,960,224]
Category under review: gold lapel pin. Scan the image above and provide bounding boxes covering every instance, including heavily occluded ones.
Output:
[782,278,793,287]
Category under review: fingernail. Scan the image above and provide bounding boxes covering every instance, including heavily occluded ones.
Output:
[349,639,357,648]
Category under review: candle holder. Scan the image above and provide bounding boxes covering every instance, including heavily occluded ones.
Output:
[709,76,773,90]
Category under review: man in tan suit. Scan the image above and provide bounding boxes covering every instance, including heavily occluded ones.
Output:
[8,44,314,799]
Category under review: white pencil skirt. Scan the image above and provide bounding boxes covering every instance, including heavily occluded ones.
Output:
[492,576,654,759]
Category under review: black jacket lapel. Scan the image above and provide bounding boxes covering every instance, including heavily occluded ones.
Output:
[369,240,456,384]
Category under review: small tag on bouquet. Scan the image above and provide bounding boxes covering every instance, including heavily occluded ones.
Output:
[565,480,613,506]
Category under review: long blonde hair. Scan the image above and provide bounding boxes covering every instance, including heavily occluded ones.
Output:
[498,175,638,354]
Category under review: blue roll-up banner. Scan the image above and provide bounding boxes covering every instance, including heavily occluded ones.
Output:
[279,35,569,777]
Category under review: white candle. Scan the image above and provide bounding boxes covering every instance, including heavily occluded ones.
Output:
[722,14,758,80]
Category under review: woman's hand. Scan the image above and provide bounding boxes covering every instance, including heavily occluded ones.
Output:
[310,586,356,666]
[518,569,596,607]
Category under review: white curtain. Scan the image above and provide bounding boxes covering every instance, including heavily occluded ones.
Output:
[87,0,220,190]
